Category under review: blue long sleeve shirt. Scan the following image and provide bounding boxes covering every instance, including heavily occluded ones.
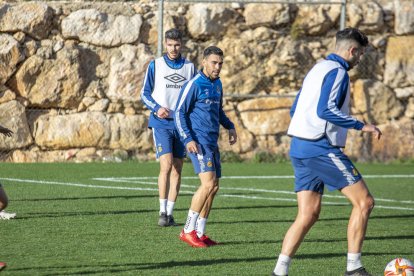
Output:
[290,54,364,158]
[174,71,235,147]
[141,54,196,129]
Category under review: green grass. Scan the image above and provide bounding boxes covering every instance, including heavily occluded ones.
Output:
[0,162,413,275]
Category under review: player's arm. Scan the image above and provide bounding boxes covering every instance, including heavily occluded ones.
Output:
[174,82,197,149]
[0,125,13,137]
[317,69,364,130]
[290,89,301,118]
[219,93,237,145]
[140,61,169,118]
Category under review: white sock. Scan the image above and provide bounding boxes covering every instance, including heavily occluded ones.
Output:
[159,199,167,214]
[196,217,207,238]
[347,252,362,271]
[274,254,291,276]
[184,210,199,233]
[166,201,175,216]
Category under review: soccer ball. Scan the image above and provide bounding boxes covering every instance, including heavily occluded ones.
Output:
[384,258,414,276]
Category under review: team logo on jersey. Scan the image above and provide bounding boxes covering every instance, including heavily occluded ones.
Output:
[352,167,359,176]
[216,86,221,94]
[158,146,163,153]
[164,73,186,84]
[207,161,213,167]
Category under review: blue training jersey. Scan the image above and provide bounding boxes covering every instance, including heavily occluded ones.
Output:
[290,54,364,158]
[141,54,196,129]
[174,71,235,147]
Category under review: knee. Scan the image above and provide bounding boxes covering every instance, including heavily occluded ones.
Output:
[361,195,375,214]
[159,162,173,175]
[201,180,218,194]
[299,209,320,226]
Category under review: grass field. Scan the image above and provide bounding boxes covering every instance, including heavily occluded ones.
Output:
[0,162,413,275]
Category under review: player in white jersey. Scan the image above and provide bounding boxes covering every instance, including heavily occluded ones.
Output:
[141,29,196,227]
[272,28,382,276]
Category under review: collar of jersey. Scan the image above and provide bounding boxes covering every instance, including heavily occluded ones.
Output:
[162,54,184,69]
[326,53,350,71]
[199,70,220,83]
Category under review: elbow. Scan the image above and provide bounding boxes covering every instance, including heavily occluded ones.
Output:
[317,109,329,120]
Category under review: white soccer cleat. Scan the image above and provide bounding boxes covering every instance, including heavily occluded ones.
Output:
[0,210,16,220]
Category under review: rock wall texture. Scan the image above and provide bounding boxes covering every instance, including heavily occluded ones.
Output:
[0,0,413,162]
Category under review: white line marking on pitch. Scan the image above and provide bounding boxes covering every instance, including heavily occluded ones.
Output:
[97,174,414,180]
[93,178,414,205]
[1,177,414,211]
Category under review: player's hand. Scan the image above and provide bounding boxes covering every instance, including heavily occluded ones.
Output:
[0,126,13,137]
[156,107,170,119]
[362,124,382,140]
[186,141,199,154]
[229,128,237,145]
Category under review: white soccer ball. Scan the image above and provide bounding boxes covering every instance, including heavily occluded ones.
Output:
[384,258,414,276]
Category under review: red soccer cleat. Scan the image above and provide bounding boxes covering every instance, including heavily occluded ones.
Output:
[200,234,219,246]
[0,262,6,271]
[179,230,207,248]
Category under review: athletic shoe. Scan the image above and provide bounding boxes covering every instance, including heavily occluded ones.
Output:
[199,234,218,246]
[344,267,372,276]
[271,273,287,276]
[0,210,16,220]
[179,230,207,248]
[158,212,168,227]
[167,215,178,226]
[0,262,6,271]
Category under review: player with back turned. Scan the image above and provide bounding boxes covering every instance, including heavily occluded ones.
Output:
[272,28,382,276]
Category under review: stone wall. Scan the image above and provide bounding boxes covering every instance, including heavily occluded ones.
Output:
[0,0,413,162]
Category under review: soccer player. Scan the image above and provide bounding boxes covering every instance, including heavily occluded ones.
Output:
[174,46,237,247]
[0,124,16,220]
[272,28,382,276]
[141,28,196,227]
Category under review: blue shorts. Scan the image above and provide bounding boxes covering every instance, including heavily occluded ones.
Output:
[152,128,186,159]
[188,144,221,178]
[291,151,362,194]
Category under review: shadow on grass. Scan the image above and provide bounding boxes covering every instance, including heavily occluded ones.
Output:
[8,256,276,275]
[8,251,411,275]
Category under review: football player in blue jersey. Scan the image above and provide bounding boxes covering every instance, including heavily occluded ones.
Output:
[175,46,237,247]
[272,28,382,276]
[141,28,196,227]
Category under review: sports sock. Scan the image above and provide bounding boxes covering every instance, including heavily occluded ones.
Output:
[183,209,199,233]
[347,252,362,271]
[166,201,175,216]
[159,199,167,214]
[196,217,207,238]
[274,254,291,276]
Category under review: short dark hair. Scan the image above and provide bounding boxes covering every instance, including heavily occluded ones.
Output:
[165,28,182,41]
[336,28,369,47]
[203,46,224,59]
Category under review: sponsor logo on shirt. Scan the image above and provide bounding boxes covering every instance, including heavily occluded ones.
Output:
[164,73,186,89]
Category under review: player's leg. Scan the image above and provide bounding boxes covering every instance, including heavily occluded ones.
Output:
[273,156,323,275]
[153,128,174,226]
[166,131,186,226]
[273,190,322,275]
[0,185,9,211]
[0,185,15,220]
[316,152,373,275]
[341,179,374,275]
[166,157,183,226]
[196,147,221,246]
[179,171,215,247]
